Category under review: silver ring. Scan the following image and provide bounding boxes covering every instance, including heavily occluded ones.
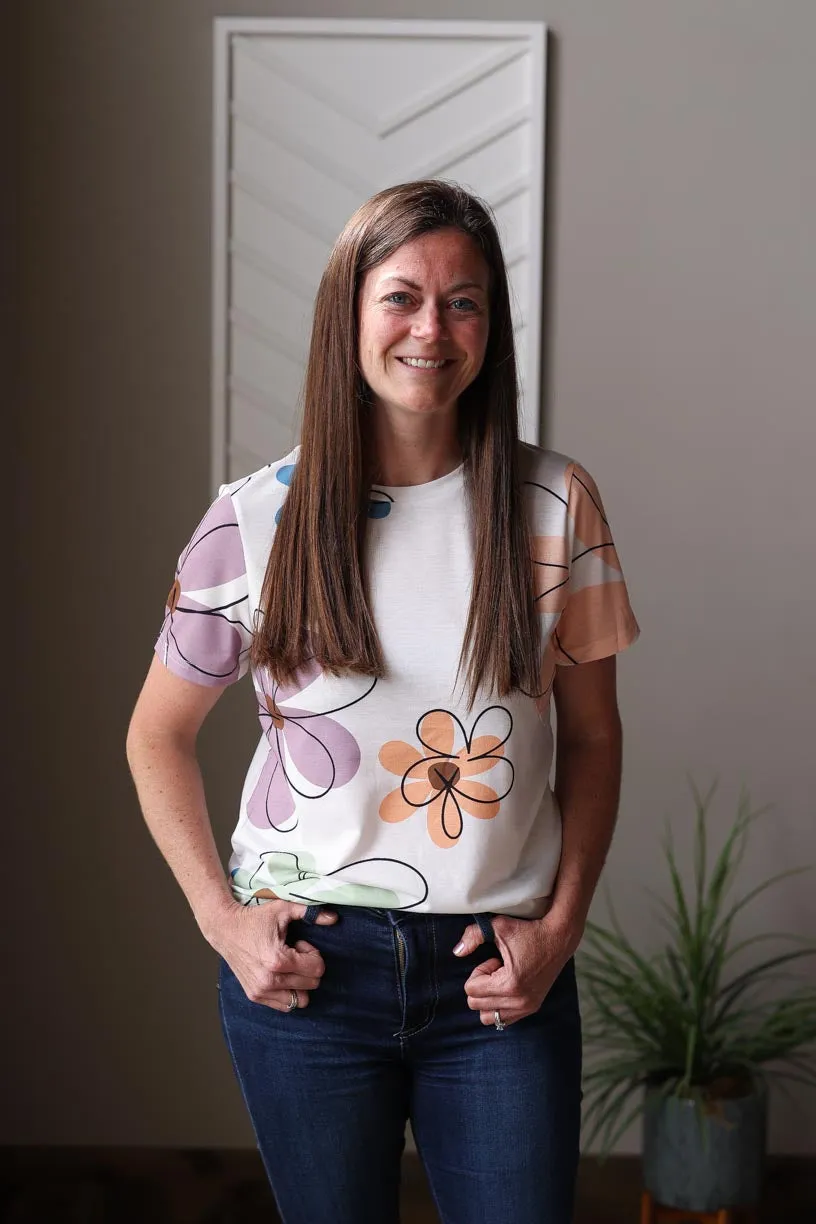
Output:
[493,1009,505,1031]
[286,990,299,1012]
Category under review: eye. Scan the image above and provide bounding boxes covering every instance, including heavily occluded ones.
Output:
[384,292,412,306]
[450,298,480,313]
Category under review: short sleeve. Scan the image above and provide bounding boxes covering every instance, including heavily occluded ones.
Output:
[552,462,640,666]
[154,490,253,686]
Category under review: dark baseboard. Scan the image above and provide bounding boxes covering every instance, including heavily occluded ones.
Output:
[0,1148,813,1222]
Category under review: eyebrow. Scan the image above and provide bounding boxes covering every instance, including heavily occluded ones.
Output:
[379,275,487,294]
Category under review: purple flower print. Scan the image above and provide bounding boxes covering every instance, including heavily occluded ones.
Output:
[247,660,373,831]
[157,494,252,686]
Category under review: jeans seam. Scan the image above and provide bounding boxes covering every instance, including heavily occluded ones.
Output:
[218,970,278,1193]
[411,1129,450,1224]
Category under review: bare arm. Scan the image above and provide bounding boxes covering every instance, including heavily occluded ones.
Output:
[459,660,626,1023]
[126,656,336,1009]
[126,655,238,939]
[548,654,623,939]
[459,655,624,1024]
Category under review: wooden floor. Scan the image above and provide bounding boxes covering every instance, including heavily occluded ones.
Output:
[0,1149,813,1222]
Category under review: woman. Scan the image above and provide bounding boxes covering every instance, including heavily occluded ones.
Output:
[127,179,639,1224]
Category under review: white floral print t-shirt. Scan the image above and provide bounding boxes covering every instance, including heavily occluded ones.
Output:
[155,442,639,918]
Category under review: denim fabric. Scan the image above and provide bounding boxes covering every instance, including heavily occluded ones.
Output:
[217,904,582,1224]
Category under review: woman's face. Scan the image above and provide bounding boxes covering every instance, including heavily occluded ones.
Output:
[357,228,490,423]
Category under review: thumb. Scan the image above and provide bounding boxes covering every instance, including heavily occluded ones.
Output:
[453,922,485,958]
[315,909,338,925]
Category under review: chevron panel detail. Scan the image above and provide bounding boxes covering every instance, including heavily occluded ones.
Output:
[213,21,547,487]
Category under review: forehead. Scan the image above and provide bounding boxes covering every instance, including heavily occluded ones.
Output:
[368,229,489,288]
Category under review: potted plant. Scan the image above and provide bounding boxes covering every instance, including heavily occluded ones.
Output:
[577,783,816,1213]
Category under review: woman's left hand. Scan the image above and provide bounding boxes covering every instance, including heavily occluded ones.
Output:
[456,912,583,1027]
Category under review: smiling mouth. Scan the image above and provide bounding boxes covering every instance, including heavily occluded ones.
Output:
[396,356,452,370]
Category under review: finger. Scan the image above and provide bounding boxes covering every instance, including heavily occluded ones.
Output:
[467,956,502,979]
[274,938,328,989]
[467,991,522,1012]
[465,973,520,1006]
[452,922,487,958]
[465,980,518,1008]
[293,940,327,959]
[265,971,322,991]
[265,989,311,1012]
[290,938,327,968]
[287,902,338,926]
[256,944,323,988]
[463,958,503,994]
[242,980,311,1009]
[479,1007,523,1027]
[464,977,507,1000]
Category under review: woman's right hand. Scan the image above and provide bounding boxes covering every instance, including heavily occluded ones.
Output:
[206,899,338,1011]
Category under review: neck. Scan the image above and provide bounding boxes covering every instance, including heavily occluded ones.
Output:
[371,403,462,487]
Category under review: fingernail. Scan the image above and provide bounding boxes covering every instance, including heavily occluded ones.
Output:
[453,941,465,956]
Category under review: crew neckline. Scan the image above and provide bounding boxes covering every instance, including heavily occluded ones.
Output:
[373,462,465,500]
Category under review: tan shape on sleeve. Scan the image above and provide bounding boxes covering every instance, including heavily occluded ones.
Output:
[554,581,640,665]
[531,536,570,612]
[568,463,622,572]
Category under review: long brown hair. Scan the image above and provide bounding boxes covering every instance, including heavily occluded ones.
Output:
[249,179,541,707]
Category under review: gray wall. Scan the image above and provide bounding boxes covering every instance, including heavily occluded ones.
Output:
[9,0,816,1152]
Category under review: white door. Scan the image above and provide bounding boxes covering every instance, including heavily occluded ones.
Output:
[213,18,547,488]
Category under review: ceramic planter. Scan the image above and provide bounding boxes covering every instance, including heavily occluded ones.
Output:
[641,1079,767,1212]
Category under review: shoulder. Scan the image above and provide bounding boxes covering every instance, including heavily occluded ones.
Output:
[517,442,608,510]
[218,445,300,503]
[517,440,579,488]
[218,446,301,520]
[516,441,578,517]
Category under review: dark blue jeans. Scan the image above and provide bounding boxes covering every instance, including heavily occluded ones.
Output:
[217,905,582,1224]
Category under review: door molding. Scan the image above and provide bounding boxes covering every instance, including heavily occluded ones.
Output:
[212,17,548,492]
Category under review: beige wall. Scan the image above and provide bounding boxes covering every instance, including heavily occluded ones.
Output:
[10,0,816,1152]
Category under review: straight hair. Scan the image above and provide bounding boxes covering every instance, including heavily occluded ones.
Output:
[249,179,541,707]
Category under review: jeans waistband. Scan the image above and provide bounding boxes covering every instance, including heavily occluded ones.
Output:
[301,903,496,942]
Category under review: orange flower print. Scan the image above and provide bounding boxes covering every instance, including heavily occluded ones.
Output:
[378,708,514,849]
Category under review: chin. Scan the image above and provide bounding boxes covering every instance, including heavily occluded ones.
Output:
[371,389,448,416]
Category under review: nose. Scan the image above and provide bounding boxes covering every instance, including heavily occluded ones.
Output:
[411,301,447,343]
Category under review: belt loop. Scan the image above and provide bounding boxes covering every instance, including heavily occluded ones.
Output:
[302,904,324,924]
[473,913,495,944]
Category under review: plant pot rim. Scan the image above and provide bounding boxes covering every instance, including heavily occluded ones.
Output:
[645,1076,766,1105]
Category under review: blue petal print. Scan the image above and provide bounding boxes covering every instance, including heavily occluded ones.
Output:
[275,463,296,523]
[274,467,394,522]
[368,489,394,519]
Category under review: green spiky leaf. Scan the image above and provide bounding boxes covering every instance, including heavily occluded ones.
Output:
[577,782,816,1160]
